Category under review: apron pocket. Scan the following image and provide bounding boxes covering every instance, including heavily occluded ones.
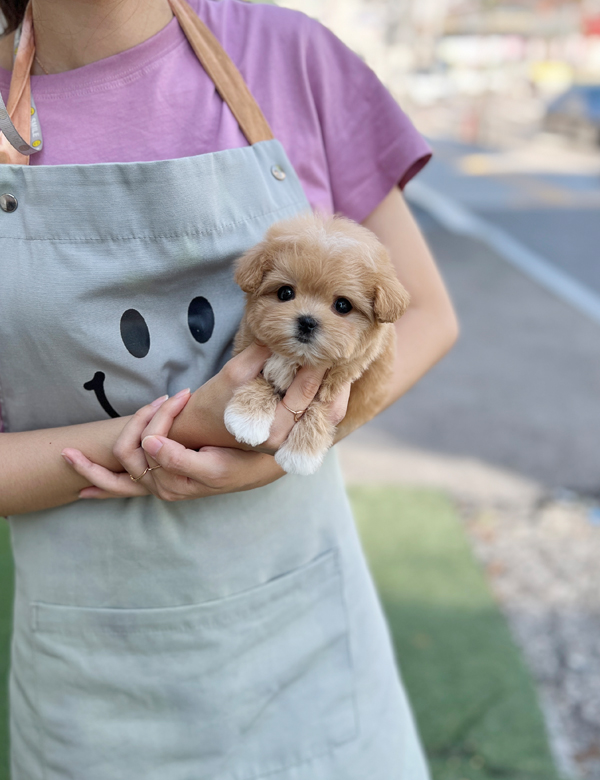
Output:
[30,549,357,780]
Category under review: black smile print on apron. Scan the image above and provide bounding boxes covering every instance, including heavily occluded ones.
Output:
[84,297,215,418]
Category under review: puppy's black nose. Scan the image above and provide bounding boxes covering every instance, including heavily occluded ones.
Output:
[297,315,319,340]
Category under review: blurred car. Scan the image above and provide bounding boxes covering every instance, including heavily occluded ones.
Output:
[543,85,600,146]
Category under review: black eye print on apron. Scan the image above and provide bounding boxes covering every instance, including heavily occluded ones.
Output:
[188,297,215,344]
[120,309,151,358]
[82,309,150,419]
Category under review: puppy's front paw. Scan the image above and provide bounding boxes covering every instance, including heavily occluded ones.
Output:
[275,443,325,476]
[224,404,274,446]
[224,376,279,446]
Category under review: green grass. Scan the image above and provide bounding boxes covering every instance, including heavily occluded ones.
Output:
[0,492,560,780]
[351,486,560,780]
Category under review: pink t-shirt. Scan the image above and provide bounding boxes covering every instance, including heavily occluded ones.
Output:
[0,0,431,428]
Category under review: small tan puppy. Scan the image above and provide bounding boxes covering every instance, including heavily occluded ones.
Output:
[224,213,410,475]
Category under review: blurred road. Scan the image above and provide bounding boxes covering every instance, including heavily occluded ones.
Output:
[355,137,600,493]
[418,137,600,294]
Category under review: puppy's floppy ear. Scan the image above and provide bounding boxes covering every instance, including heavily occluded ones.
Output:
[373,274,411,323]
[234,242,272,294]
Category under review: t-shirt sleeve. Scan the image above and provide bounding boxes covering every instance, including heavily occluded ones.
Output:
[304,18,431,223]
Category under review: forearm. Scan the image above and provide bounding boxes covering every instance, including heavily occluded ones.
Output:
[384,302,457,409]
[333,303,456,445]
[0,418,128,516]
[365,186,458,403]
[331,185,458,441]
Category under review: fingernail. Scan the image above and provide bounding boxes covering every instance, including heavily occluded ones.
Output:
[78,491,90,500]
[174,388,191,399]
[151,394,169,408]
[142,435,163,457]
[254,340,267,348]
[61,451,74,466]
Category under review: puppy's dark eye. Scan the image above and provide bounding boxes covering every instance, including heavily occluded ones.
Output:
[277,285,295,301]
[334,298,353,315]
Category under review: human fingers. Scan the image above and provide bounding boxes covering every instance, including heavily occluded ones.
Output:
[167,342,273,452]
[326,381,351,427]
[261,365,328,452]
[114,391,190,482]
[142,434,214,483]
[140,388,192,450]
[61,449,149,498]
[141,436,284,500]
[221,342,271,388]
[142,435,262,495]
[193,447,285,492]
[111,394,170,477]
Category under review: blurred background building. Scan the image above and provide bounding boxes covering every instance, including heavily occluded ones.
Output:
[281,0,600,147]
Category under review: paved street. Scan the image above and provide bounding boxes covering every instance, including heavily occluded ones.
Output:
[353,139,600,493]
[417,137,600,294]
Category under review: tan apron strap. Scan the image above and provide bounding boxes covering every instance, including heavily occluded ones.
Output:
[168,0,274,145]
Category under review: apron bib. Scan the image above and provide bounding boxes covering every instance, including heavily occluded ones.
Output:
[0,3,429,778]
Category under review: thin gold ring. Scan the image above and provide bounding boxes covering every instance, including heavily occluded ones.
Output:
[130,464,162,482]
[281,400,305,423]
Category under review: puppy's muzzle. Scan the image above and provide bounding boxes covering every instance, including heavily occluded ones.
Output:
[296,315,319,343]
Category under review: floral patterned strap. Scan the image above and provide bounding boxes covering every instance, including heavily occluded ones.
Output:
[0,3,43,165]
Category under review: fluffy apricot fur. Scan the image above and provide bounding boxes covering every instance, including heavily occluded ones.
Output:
[224,212,410,475]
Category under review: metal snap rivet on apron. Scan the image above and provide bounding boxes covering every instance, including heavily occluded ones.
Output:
[271,165,286,181]
[0,194,18,213]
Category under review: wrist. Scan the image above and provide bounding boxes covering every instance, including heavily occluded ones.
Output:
[168,393,204,449]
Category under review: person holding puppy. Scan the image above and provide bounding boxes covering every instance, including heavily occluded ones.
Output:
[0,1,458,778]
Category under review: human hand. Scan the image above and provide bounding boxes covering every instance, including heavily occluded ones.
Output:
[167,342,350,456]
[62,390,284,500]
[62,344,350,501]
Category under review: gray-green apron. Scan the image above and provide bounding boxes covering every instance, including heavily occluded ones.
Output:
[0,5,429,779]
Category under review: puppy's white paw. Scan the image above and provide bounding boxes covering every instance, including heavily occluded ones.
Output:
[224,406,273,446]
[275,445,325,476]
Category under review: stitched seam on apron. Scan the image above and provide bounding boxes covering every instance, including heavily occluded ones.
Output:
[30,622,49,780]
[0,200,309,243]
[31,549,342,634]
[337,548,361,746]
